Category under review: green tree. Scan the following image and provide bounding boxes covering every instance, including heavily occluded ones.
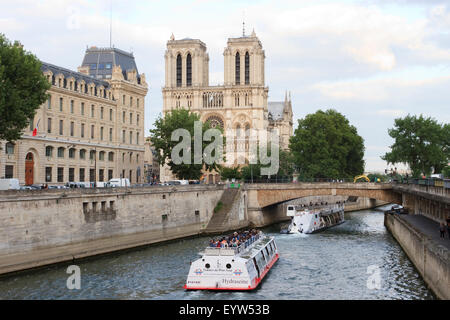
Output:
[218,166,241,181]
[289,109,365,179]
[0,34,50,142]
[443,166,450,178]
[382,114,449,177]
[240,147,294,181]
[149,108,222,180]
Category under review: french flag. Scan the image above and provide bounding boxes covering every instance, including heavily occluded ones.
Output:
[32,119,40,137]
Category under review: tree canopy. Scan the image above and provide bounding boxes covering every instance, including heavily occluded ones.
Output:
[0,34,50,142]
[149,108,223,180]
[289,109,365,179]
[382,114,449,177]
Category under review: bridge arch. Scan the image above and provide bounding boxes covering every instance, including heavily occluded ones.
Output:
[246,183,402,210]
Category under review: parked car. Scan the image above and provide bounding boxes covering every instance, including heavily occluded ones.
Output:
[19,186,34,190]
[108,178,131,187]
[0,179,20,190]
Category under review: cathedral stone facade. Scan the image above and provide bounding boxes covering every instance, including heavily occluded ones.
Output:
[161,31,293,183]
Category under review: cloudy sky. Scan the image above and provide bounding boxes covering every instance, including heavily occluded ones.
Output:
[1,0,449,172]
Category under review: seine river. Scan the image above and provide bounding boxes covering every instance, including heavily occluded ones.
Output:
[0,208,434,300]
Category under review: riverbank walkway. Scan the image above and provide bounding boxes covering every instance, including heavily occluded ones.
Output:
[399,214,450,250]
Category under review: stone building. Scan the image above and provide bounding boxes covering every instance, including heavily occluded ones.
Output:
[160,31,293,182]
[0,46,148,186]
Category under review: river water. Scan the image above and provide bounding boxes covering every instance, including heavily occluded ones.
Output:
[0,208,434,300]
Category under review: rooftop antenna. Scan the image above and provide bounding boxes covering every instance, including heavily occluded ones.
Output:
[109,0,113,48]
[242,11,246,37]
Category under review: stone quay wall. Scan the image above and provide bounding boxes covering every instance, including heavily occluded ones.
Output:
[385,213,449,300]
[0,185,225,275]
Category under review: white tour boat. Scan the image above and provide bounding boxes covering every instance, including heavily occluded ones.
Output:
[281,203,345,234]
[184,231,279,290]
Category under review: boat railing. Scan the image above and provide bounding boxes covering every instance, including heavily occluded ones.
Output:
[203,233,262,256]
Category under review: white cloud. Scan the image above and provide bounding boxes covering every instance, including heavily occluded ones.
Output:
[376,109,406,117]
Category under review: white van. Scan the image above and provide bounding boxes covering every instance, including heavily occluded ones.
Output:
[168,180,189,185]
[0,179,20,190]
[108,178,130,187]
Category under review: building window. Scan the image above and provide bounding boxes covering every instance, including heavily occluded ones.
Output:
[186,53,192,86]
[91,125,95,139]
[235,52,240,85]
[81,123,85,138]
[108,152,114,161]
[79,168,85,182]
[70,100,74,113]
[101,107,104,119]
[47,96,52,109]
[122,95,126,105]
[108,169,113,181]
[100,127,104,140]
[89,169,95,182]
[69,168,75,182]
[137,99,140,108]
[90,64,97,70]
[57,147,65,158]
[99,169,104,182]
[70,121,74,137]
[176,54,182,87]
[57,167,64,183]
[109,109,113,121]
[90,150,96,161]
[130,96,133,107]
[130,113,133,124]
[5,142,14,155]
[130,131,133,144]
[59,120,63,135]
[137,114,140,126]
[99,151,105,161]
[122,111,125,123]
[5,165,13,178]
[45,167,52,182]
[122,130,126,143]
[91,105,95,117]
[80,149,86,160]
[81,102,85,115]
[245,51,250,85]
[59,97,63,111]
[129,170,133,182]
[106,63,112,69]
[69,148,76,159]
[47,118,52,133]
[109,128,113,142]
[45,146,53,157]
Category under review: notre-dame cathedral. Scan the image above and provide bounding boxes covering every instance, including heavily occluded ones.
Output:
[161,30,293,183]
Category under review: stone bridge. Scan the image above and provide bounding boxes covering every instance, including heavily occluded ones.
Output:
[244,182,450,227]
[244,182,402,226]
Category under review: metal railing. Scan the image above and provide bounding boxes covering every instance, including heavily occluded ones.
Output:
[204,233,262,256]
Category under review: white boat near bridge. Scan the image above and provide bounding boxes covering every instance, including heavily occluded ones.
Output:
[281,203,345,234]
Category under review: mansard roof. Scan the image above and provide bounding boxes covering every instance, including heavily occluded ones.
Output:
[80,46,140,81]
[40,61,110,88]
